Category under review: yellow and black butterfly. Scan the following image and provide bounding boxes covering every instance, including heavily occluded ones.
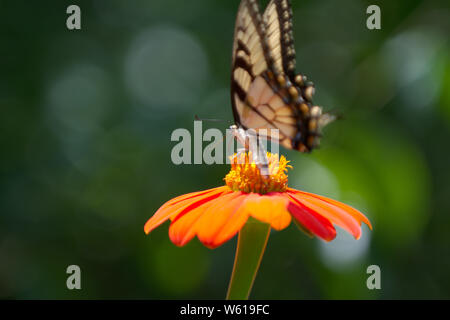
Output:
[230,0,334,153]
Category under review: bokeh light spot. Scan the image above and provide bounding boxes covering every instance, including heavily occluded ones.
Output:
[319,225,371,270]
[124,25,209,112]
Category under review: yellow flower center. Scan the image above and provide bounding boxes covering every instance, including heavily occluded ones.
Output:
[225,152,291,194]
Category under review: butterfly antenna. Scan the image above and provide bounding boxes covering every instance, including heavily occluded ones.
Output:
[194,115,225,122]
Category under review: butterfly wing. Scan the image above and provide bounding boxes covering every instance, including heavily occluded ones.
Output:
[231,0,298,150]
[264,0,297,82]
[231,0,326,152]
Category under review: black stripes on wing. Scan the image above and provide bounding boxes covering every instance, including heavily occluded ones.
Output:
[231,0,272,123]
[264,0,297,81]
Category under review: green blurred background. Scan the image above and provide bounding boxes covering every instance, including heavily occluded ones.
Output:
[1,0,449,299]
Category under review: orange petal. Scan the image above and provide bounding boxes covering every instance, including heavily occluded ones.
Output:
[144,186,228,234]
[288,191,362,239]
[288,188,372,230]
[287,197,337,241]
[164,187,226,207]
[168,195,222,246]
[244,193,292,231]
[194,192,247,248]
[210,201,250,248]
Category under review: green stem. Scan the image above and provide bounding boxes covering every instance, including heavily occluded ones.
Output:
[226,219,271,300]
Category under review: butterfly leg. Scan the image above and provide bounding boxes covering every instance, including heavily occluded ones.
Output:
[230,125,269,178]
[253,136,269,178]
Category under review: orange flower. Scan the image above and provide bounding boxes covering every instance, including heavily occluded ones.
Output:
[144,153,372,249]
